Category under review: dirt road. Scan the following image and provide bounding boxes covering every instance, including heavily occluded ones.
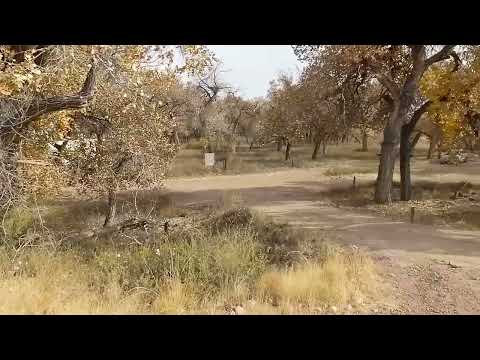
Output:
[165,167,480,314]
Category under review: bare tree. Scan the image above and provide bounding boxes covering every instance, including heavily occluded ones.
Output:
[196,63,230,138]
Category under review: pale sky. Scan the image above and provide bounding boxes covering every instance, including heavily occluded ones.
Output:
[208,46,303,100]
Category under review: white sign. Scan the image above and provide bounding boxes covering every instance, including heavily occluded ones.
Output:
[204,153,215,167]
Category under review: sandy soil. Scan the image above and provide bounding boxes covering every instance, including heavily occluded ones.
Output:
[165,164,480,314]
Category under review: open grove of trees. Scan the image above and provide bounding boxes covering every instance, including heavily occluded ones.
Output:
[260,45,480,203]
[4,44,480,315]
[2,44,480,226]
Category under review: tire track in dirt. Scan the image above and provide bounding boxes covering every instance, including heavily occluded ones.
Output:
[166,168,480,314]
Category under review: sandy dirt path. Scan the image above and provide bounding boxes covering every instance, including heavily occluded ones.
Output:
[165,167,480,314]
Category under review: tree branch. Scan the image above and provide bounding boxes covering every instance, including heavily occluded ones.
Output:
[410,45,427,71]
[450,51,461,73]
[405,100,432,135]
[410,132,423,149]
[0,60,97,138]
[375,73,401,99]
[79,61,96,96]
[425,45,457,67]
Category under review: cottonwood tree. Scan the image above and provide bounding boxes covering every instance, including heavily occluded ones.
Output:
[259,74,306,160]
[259,65,354,161]
[243,98,269,150]
[0,45,97,210]
[350,83,386,152]
[237,99,263,150]
[398,47,480,200]
[420,46,480,151]
[67,46,216,226]
[217,92,258,150]
[294,45,460,204]
[289,48,384,160]
[0,45,216,225]
[194,63,230,139]
[296,58,364,159]
[165,83,206,141]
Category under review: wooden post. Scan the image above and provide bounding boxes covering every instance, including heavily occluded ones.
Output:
[410,207,415,223]
[164,221,169,234]
[285,140,291,161]
[353,176,356,191]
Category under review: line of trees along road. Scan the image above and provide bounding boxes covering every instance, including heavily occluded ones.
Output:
[2,44,480,220]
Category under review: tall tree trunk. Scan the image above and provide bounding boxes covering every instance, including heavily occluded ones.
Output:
[285,139,291,161]
[322,140,327,156]
[103,188,117,227]
[312,141,320,160]
[400,101,432,201]
[374,45,456,203]
[375,118,401,204]
[400,126,412,201]
[375,96,418,204]
[361,130,368,152]
[375,141,396,204]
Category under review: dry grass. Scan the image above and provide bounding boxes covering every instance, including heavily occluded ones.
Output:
[0,205,382,314]
[0,251,146,314]
[324,166,374,177]
[168,141,383,178]
[257,250,378,312]
[320,180,480,230]
[168,137,443,180]
[365,199,480,229]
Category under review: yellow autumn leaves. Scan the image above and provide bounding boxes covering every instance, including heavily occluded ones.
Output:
[421,54,480,148]
[0,54,43,95]
[3,45,219,201]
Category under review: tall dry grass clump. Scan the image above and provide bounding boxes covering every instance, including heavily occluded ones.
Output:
[256,250,378,312]
[0,205,382,314]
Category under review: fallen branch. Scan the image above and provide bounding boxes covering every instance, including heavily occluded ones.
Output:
[117,217,150,232]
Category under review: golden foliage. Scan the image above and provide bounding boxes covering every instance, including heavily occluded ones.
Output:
[0,46,43,96]
[421,48,480,148]
[3,45,218,199]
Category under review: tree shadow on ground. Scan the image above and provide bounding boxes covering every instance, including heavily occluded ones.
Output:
[164,182,480,258]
